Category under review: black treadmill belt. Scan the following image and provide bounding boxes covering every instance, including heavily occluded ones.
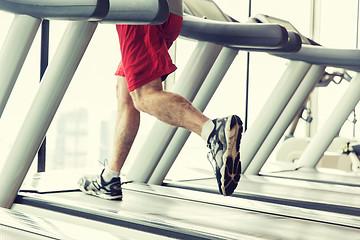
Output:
[164,175,360,216]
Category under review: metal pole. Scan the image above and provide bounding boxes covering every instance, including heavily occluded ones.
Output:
[0,21,98,209]
[245,53,251,131]
[241,61,311,173]
[297,73,360,169]
[244,65,325,175]
[126,42,223,183]
[38,19,50,173]
[0,15,41,118]
[148,47,239,184]
[245,0,252,131]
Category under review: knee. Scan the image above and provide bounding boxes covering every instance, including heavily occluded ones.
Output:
[130,91,146,112]
[129,78,163,113]
[130,87,160,113]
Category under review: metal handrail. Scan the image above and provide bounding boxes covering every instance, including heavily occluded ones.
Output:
[0,0,169,24]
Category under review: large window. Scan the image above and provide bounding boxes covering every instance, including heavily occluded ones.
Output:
[316,0,359,138]
[45,21,120,171]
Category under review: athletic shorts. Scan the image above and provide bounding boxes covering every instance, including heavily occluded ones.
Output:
[115,13,183,92]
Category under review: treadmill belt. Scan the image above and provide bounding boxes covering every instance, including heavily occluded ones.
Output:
[164,175,360,216]
[15,183,360,240]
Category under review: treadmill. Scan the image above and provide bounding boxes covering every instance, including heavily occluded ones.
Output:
[244,14,360,184]
[165,10,360,219]
[0,0,359,239]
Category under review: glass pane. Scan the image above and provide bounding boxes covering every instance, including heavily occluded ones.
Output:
[45,22,119,171]
[316,0,359,138]
[247,0,311,129]
[318,0,358,48]
[251,0,312,38]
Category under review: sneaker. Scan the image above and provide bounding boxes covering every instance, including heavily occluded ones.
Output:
[78,169,123,200]
[207,115,243,196]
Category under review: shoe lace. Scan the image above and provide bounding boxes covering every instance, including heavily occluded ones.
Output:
[98,159,108,167]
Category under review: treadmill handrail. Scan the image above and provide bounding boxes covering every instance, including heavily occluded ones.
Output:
[100,0,169,24]
[0,0,169,24]
[233,31,302,53]
[274,45,360,69]
[180,14,289,49]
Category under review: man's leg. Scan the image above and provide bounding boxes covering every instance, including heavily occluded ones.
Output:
[130,77,243,196]
[108,76,140,172]
[130,77,209,136]
[78,76,139,200]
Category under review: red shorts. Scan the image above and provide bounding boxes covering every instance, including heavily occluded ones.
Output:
[115,13,183,92]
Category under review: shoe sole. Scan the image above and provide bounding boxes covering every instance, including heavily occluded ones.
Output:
[220,115,243,196]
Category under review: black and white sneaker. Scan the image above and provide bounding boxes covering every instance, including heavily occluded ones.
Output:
[78,169,123,200]
[207,115,243,196]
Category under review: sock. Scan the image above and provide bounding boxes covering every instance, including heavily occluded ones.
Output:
[201,119,215,143]
[102,167,120,182]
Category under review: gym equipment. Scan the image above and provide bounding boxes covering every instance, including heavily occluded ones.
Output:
[1,0,360,238]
